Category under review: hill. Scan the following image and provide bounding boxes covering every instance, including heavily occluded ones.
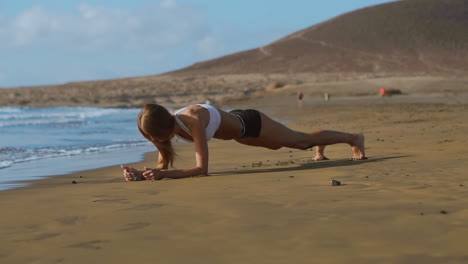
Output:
[172,0,468,75]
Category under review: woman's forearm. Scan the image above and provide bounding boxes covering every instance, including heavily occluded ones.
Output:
[160,167,207,179]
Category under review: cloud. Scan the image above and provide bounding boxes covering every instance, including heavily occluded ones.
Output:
[9,6,59,46]
[0,1,262,86]
[0,1,210,52]
[160,0,177,8]
[196,35,224,60]
[78,3,100,19]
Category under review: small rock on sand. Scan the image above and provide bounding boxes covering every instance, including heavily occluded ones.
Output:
[331,180,341,186]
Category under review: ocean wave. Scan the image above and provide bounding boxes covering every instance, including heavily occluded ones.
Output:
[0,107,25,113]
[0,106,149,180]
[0,107,141,127]
[0,141,151,169]
[0,160,13,169]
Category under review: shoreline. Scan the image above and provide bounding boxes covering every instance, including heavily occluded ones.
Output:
[0,146,156,191]
[0,105,164,192]
[1,93,468,263]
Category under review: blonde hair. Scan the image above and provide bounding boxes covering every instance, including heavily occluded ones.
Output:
[137,104,176,169]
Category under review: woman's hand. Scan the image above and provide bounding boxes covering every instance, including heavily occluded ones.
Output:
[120,165,145,181]
[142,167,165,181]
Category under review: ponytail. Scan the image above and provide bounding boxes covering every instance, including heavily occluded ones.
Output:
[153,140,175,169]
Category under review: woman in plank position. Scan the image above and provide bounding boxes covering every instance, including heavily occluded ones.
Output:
[121,103,366,181]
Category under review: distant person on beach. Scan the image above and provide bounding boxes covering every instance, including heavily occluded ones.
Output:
[121,104,366,181]
[297,91,304,107]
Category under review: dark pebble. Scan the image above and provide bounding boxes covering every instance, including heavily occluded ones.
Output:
[79,176,83,178]
[72,180,78,184]
[331,180,341,186]
[289,176,295,178]
[440,210,448,214]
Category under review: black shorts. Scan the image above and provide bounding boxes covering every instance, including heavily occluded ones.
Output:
[229,109,262,138]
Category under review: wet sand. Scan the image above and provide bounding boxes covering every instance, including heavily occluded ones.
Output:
[1,91,468,263]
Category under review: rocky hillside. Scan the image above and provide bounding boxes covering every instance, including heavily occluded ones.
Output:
[173,0,468,75]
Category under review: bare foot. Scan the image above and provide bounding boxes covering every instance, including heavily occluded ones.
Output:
[313,145,329,161]
[313,155,329,161]
[350,134,367,160]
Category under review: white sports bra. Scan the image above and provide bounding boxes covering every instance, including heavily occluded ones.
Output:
[174,104,221,141]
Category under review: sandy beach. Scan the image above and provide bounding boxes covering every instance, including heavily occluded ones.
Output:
[1,0,467,262]
[1,87,468,263]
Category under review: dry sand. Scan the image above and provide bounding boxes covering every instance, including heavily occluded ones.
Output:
[1,88,468,263]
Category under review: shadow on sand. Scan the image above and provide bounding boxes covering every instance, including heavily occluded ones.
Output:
[210,155,411,177]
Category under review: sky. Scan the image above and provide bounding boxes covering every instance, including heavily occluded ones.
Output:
[0,0,395,88]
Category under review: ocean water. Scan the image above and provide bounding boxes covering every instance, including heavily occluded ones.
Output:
[0,107,154,190]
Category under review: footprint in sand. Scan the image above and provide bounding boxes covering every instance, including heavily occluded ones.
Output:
[119,222,151,231]
[143,191,160,195]
[32,232,61,241]
[92,195,128,203]
[67,240,109,250]
[55,216,87,226]
[124,203,165,211]
[16,232,62,242]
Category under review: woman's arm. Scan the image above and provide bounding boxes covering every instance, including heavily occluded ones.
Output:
[144,111,209,180]
[144,166,206,180]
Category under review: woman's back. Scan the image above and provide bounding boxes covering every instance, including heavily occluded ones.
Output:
[174,104,243,141]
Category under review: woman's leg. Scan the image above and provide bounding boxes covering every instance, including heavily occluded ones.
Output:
[235,113,366,160]
[313,145,328,161]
